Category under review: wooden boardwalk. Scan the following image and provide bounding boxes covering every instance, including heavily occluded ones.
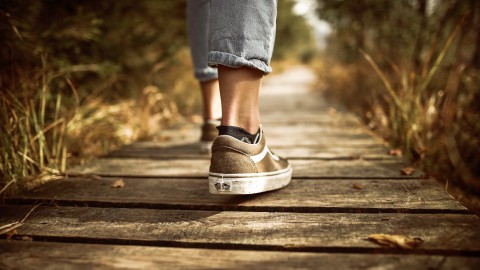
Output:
[1,67,479,269]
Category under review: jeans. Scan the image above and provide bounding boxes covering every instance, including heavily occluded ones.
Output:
[187,0,277,81]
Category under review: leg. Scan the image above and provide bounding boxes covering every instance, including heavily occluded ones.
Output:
[208,0,277,74]
[187,0,221,121]
[200,79,222,121]
[207,0,291,195]
[209,0,277,137]
[218,66,262,134]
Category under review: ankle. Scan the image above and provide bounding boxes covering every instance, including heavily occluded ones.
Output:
[217,125,260,144]
[220,117,260,134]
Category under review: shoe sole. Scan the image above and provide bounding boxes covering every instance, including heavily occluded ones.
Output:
[208,166,292,195]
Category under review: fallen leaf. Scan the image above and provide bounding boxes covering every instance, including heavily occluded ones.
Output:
[400,167,415,176]
[111,179,125,188]
[368,234,424,249]
[419,173,430,179]
[388,149,402,156]
[19,236,33,241]
[6,229,17,240]
[352,183,364,190]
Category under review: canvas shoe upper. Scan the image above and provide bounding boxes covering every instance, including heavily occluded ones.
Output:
[208,127,292,194]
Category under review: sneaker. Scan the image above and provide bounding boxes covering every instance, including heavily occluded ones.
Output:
[200,119,220,153]
[208,127,292,194]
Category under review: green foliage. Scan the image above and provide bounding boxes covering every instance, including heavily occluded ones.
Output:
[0,0,189,194]
[274,0,317,62]
[1,0,187,98]
[316,0,480,200]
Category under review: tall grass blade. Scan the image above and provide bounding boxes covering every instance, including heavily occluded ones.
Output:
[418,14,466,95]
[0,179,16,195]
[359,49,405,116]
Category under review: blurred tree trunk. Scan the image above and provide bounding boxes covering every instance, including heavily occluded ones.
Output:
[472,1,480,70]
[412,0,427,74]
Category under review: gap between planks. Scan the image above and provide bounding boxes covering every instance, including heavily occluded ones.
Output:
[5,177,468,214]
[2,237,480,257]
[2,240,480,270]
[5,199,470,214]
[0,206,479,256]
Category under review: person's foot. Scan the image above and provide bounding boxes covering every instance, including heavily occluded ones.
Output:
[199,119,220,153]
[208,127,292,194]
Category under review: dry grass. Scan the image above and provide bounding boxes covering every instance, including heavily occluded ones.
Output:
[313,20,480,211]
[0,48,200,195]
[316,55,480,211]
[0,85,180,194]
[312,0,480,212]
[66,85,180,163]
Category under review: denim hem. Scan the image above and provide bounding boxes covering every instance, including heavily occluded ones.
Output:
[194,67,219,82]
[208,51,272,75]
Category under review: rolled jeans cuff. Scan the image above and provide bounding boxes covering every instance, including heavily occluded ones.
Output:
[194,67,219,82]
[208,51,272,74]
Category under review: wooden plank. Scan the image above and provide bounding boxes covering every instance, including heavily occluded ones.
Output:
[260,117,360,127]
[108,142,209,159]
[1,206,479,252]
[261,114,360,126]
[263,123,384,147]
[151,123,381,147]
[1,241,479,270]
[260,91,328,113]
[266,135,378,146]
[291,159,422,178]
[262,124,372,137]
[108,143,394,160]
[9,178,466,212]
[70,158,422,179]
[131,124,379,144]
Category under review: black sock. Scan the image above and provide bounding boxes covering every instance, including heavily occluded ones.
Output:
[217,126,260,144]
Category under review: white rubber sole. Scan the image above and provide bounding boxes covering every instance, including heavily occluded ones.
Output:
[208,166,292,195]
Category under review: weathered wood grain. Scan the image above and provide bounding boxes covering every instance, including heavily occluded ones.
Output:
[150,123,381,147]
[2,67,474,268]
[71,158,421,179]
[261,113,360,126]
[260,117,360,127]
[108,143,394,160]
[10,178,466,212]
[291,159,422,178]
[1,241,479,270]
[262,124,372,137]
[1,206,479,252]
[260,85,327,114]
[267,135,378,146]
